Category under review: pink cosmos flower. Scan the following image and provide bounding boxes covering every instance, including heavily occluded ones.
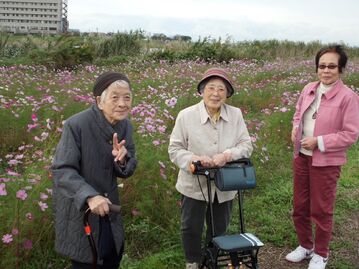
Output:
[152,140,161,146]
[160,169,167,180]
[46,118,52,130]
[261,108,272,115]
[25,213,33,220]
[12,228,19,235]
[18,145,25,151]
[34,132,49,142]
[0,183,7,196]
[38,201,48,211]
[7,169,20,177]
[158,161,166,169]
[85,65,97,72]
[145,124,156,133]
[2,234,13,244]
[131,209,140,216]
[16,189,28,200]
[31,113,38,122]
[40,192,48,200]
[34,150,43,157]
[8,159,21,166]
[23,239,33,250]
[158,126,166,133]
[15,154,24,160]
[46,188,53,195]
[41,132,49,140]
[165,97,177,108]
[27,123,38,132]
[159,161,167,180]
[51,105,62,112]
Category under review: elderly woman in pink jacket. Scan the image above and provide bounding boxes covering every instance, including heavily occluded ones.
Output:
[285,45,359,269]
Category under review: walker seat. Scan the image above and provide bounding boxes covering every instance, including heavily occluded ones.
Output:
[213,233,264,251]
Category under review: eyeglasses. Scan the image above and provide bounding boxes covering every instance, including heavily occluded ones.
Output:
[318,64,338,70]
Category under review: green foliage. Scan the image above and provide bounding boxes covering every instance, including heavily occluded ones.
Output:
[0,162,54,268]
[121,247,184,269]
[28,36,94,69]
[186,37,236,62]
[94,55,130,66]
[0,31,11,56]
[148,37,237,62]
[2,33,359,69]
[95,31,142,58]
[146,49,178,62]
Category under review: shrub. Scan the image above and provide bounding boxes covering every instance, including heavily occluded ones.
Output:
[28,36,94,69]
[95,31,143,58]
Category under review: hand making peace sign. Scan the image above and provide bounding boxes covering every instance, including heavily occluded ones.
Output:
[112,133,128,165]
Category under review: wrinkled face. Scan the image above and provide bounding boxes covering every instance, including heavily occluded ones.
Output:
[201,78,228,114]
[317,52,340,85]
[97,81,132,124]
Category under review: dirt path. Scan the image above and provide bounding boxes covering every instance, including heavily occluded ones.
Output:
[257,211,359,269]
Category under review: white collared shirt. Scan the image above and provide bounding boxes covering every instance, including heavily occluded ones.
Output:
[301,81,335,155]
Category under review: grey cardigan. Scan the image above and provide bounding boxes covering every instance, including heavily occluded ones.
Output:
[51,104,137,263]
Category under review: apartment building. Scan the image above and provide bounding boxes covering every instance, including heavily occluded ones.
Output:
[0,0,67,34]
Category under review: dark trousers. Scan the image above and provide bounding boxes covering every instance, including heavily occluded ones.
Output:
[292,153,341,257]
[71,248,121,269]
[181,194,232,263]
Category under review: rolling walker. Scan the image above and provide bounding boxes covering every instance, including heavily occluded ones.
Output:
[191,158,264,269]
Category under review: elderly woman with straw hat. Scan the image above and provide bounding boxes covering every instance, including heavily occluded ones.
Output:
[168,68,253,269]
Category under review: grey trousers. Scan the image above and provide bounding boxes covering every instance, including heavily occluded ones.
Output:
[181,194,232,263]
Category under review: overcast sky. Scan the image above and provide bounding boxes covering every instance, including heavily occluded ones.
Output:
[67,0,359,46]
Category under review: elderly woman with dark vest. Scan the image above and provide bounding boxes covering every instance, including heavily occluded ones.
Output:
[285,45,359,269]
[52,72,137,269]
[168,68,253,269]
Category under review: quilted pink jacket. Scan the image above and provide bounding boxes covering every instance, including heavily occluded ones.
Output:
[293,80,359,167]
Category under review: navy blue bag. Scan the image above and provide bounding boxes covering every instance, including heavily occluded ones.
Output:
[214,158,256,191]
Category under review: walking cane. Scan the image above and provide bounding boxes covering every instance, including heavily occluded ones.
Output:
[83,204,122,269]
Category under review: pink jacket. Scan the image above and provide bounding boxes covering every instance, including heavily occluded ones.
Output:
[293,80,359,167]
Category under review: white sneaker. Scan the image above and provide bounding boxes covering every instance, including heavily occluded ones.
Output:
[308,253,328,269]
[285,245,314,262]
[186,262,198,269]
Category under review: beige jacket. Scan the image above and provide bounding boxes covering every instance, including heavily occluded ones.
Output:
[168,100,253,203]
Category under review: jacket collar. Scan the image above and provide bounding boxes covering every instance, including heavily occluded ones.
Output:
[324,79,344,100]
[198,100,229,124]
[91,104,117,140]
[309,80,344,100]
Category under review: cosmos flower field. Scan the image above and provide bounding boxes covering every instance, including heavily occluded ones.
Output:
[1,59,358,268]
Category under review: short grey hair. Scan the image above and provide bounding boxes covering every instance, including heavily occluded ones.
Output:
[99,80,130,103]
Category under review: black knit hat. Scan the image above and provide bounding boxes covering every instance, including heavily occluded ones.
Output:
[93,71,131,96]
